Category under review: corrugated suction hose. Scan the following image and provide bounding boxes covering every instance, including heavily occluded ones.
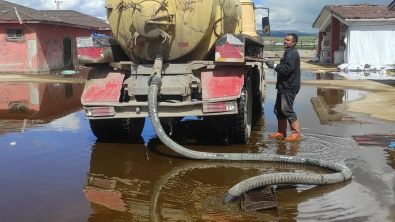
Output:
[148,76,352,203]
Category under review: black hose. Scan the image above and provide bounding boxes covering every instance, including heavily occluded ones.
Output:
[148,76,352,203]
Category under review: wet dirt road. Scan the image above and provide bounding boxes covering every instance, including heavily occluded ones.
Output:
[1,81,395,222]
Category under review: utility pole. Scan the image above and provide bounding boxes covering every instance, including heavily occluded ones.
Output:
[54,0,63,10]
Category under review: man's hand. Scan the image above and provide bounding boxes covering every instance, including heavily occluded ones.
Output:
[265,60,277,69]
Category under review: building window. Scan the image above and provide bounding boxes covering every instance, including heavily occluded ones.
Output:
[6,29,24,41]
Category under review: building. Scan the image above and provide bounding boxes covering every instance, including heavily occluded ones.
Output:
[312,4,395,66]
[389,1,395,11]
[0,0,111,73]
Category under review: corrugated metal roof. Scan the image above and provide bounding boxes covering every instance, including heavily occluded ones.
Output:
[0,0,109,30]
[326,4,395,20]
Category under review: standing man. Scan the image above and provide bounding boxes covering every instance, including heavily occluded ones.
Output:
[266,33,301,141]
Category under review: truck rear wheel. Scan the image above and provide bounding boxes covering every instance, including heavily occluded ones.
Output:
[253,94,264,115]
[229,79,252,144]
[203,116,228,144]
[89,118,145,142]
[253,71,266,115]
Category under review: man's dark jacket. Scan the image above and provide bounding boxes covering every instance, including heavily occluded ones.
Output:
[274,46,301,93]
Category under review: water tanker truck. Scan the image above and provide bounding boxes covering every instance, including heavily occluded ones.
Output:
[79,0,271,144]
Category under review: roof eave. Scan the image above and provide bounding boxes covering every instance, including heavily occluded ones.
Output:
[389,1,395,11]
[312,7,342,31]
[0,20,41,24]
[313,9,337,32]
[40,21,109,30]
[343,18,395,26]
[0,20,109,30]
[312,7,328,28]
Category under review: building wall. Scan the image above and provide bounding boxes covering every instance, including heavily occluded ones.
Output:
[0,23,37,72]
[0,22,111,73]
[33,24,111,73]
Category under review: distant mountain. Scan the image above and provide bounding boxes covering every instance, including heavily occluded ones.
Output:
[258,30,317,37]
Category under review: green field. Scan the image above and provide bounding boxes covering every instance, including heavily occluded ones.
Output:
[260,36,318,51]
[262,36,318,42]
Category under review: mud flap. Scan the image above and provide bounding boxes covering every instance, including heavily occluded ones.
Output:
[81,71,124,104]
[201,68,244,100]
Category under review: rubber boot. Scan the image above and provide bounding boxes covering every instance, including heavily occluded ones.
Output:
[269,119,287,138]
[285,120,301,141]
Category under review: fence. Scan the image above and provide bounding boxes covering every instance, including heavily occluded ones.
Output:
[264,41,317,50]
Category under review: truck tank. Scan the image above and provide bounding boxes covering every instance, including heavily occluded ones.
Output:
[105,0,243,62]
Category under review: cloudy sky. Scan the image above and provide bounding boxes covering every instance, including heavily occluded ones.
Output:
[7,0,394,32]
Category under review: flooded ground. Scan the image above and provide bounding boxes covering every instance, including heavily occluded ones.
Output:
[1,81,395,222]
[266,69,395,81]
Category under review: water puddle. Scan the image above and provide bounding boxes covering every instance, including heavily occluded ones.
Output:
[311,88,369,125]
[266,70,322,81]
[0,82,395,221]
[0,82,85,136]
[265,69,395,81]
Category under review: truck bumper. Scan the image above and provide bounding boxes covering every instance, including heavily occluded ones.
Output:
[84,99,238,119]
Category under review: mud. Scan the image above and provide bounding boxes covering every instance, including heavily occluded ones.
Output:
[1,81,395,221]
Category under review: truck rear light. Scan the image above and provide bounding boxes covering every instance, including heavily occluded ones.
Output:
[86,107,115,117]
[203,102,236,113]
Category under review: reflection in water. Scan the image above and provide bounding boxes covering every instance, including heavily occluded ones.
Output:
[386,149,395,170]
[311,88,368,125]
[84,117,352,221]
[8,101,29,113]
[1,82,394,221]
[276,140,300,156]
[335,71,395,80]
[0,82,84,135]
[266,69,395,81]
[49,113,82,132]
[265,70,345,82]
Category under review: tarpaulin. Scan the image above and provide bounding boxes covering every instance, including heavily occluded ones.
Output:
[345,25,395,66]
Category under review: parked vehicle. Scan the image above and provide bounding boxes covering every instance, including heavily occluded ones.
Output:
[78,0,270,144]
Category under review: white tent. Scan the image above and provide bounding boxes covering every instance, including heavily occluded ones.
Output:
[345,25,395,66]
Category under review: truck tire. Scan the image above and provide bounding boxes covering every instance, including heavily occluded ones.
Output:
[253,71,266,115]
[253,94,264,115]
[203,116,228,144]
[89,118,145,142]
[230,79,252,144]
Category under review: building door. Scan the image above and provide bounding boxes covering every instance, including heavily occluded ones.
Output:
[63,36,72,68]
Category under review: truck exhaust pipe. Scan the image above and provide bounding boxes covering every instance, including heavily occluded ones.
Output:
[147,56,352,204]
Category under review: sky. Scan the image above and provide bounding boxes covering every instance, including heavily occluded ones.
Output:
[6,0,394,32]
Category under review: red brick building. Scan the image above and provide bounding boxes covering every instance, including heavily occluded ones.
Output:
[0,0,111,73]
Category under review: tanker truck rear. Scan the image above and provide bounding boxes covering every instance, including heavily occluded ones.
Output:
[79,0,270,144]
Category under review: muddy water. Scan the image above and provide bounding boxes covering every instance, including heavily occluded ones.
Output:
[1,82,395,222]
[266,69,395,81]
[266,69,349,82]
